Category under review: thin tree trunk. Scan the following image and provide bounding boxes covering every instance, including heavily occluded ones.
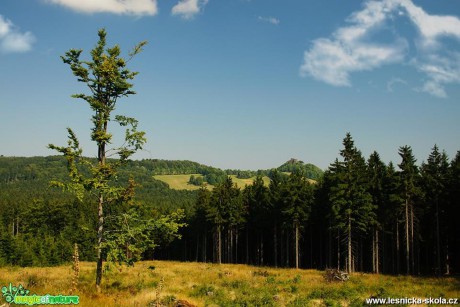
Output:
[310,227,313,268]
[261,233,264,266]
[286,231,289,267]
[96,193,104,290]
[203,233,207,262]
[281,229,285,267]
[195,235,199,262]
[218,226,222,264]
[319,228,323,269]
[376,229,379,274]
[205,234,208,262]
[274,223,278,268]
[96,123,107,291]
[328,220,332,268]
[435,200,441,275]
[213,230,216,262]
[382,227,386,274]
[445,243,450,275]
[245,227,249,265]
[348,213,352,273]
[396,221,400,275]
[337,230,340,270]
[405,198,410,275]
[295,222,299,269]
[230,228,234,263]
[235,229,239,264]
[410,203,415,274]
[372,230,376,273]
[226,228,230,263]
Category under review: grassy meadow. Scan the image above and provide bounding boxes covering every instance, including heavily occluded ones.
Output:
[153,174,207,191]
[1,261,458,306]
[153,175,271,191]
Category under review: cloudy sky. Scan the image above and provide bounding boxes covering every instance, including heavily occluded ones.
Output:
[1,0,459,170]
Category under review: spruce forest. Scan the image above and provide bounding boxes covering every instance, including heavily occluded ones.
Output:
[1,135,459,277]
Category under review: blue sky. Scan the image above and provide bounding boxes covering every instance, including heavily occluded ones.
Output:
[1,0,459,170]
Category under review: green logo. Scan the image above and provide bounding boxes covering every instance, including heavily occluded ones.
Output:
[1,283,79,305]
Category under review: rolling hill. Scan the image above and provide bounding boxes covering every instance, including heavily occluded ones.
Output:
[0,156,322,191]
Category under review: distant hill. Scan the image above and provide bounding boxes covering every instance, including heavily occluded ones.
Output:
[276,158,323,180]
[0,156,323,192]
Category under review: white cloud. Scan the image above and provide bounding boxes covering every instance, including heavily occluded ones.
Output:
[387,77,407,92]
[400,0,460,48]
[300,0,460,98]
[46,0,158,16]
[415,53,460,97]
[258,16,280,25]
[172,0,208,19]
[300,0,407,87]
[0,15,35,53]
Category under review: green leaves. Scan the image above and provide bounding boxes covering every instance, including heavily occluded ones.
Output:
[115,115,147,160]
[50,29,153,278]
[103,208,186,266]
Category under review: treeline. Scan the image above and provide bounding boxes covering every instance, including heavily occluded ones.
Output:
[159,134,460,275]
[276,158,323,180]
[225,159,323,180]
[0,157,196,266]
[2,135,459,276]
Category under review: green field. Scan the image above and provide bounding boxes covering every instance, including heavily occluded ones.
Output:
[153,174,271,190]
[228,175,271,188]
[153,174,209,190]
[1,261,458,307]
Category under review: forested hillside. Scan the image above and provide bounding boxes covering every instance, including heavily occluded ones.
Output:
[1,135,460,277]
[0,156,320,266]
[0,156,196,266]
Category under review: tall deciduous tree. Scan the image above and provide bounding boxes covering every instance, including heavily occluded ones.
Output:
[49,29,147,290]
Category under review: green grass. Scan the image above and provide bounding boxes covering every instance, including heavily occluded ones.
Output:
[153,174,210,191]
[228,175,271,188]
[153,174,271,190]
[1,261,458,307]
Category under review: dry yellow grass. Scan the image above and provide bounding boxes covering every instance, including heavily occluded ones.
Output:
[1,261,458,306]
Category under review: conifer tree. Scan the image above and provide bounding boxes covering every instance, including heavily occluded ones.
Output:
[281,170,314,269]
[194,186,211,262]
[268,169,284,267]
[421,145,449,275]
[329,133,373,273]
[207,177,241,263]
[447,151,460,274]
[382,162,402,274]
[397,145,420,275]
[245,175,269,265]
[367,151,386,274]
